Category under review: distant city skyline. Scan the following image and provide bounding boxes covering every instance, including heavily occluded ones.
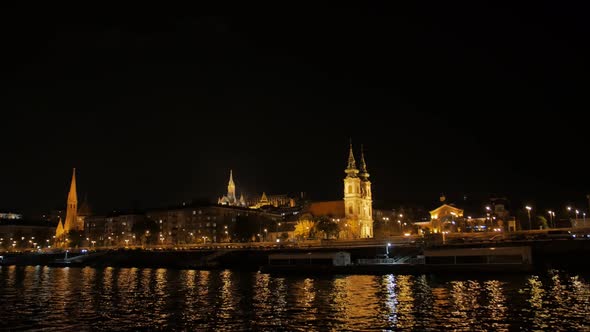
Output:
[2,138,589,221]
[1,5,588,217]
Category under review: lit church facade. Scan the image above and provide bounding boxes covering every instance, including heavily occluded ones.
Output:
[55,168,88,246]
[218,170,295,209]
[343,144,374,238]
[217,170,247,207]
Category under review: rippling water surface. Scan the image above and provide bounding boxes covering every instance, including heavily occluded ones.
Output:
[1,266,589,331]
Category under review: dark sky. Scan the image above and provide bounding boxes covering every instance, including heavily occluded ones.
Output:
[1,3,589,216]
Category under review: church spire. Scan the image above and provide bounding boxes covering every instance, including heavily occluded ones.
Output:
[62,168,80,234]
[227,169,236,203]
[55,217,64,239]
[345,141,359,177]
[68,168,77,205]
[229,169,235,187]
[347,141,357,170]
[359,144,370,179]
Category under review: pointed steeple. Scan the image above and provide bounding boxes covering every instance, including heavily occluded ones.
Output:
[68,168,77,205]
[359,144,370,179]
[63,168,79,232]
[345,141,359,177]
[227,169,236,203]
[55,217,64,238]
[347,141,356,169]
[229,169,235,187]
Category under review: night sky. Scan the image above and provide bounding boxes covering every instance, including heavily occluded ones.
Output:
[1,3,589,217]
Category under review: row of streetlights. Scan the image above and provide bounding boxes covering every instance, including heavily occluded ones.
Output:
[523,205,586,230]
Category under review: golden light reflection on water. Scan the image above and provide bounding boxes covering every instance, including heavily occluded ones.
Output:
[197,270,210,299]
[179,269,198,327]
[527,275,545,309]
[288,277,318,329]
[253,272,288,330]
[329,276,348,324]
[328,275,384,331]
[217,269,238,320]
[293,277,316,309]
[2,267,590,330]
[178,270,211,329]
[184,269,196,290]
[412,274,434,330]
[449,280,482,330]
[140,267,152,304]
[253,272,271,321]
[103,266,113,293]
[54,267,71,314]
[396,275,416,330]
[117,268,140,320]
[483,280,508,331]
[569,275,590,328]
[153,268,169,324]
[79,267,97,322]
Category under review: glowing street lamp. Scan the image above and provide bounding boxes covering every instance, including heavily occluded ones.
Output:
[385,242,391,258]
[547,210,555,228]
[525,206,532,230]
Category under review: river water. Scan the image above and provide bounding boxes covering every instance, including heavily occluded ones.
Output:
[0,266,589,331]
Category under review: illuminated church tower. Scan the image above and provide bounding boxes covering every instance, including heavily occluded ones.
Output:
[55,168,84,242]
[343,143,373,238]
[219,169,243,206]
[55,217,64,239]
[358,145,374,238]
[227,169,236,203]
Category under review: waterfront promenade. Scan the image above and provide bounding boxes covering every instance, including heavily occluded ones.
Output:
[2,231,590,273]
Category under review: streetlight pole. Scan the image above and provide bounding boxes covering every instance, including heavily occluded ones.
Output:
[485,206,491,231]
[385,242,391,258]
[525,206,532,230]
[547,211,555,228]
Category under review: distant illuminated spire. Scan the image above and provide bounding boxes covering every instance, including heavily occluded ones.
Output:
[227,169,236,203]
[55,217,64,238]
[345,140,359,177]
[62,168,80,235]
[68,168,77,205]
[359,144,370,179]
[347,141,356,168]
